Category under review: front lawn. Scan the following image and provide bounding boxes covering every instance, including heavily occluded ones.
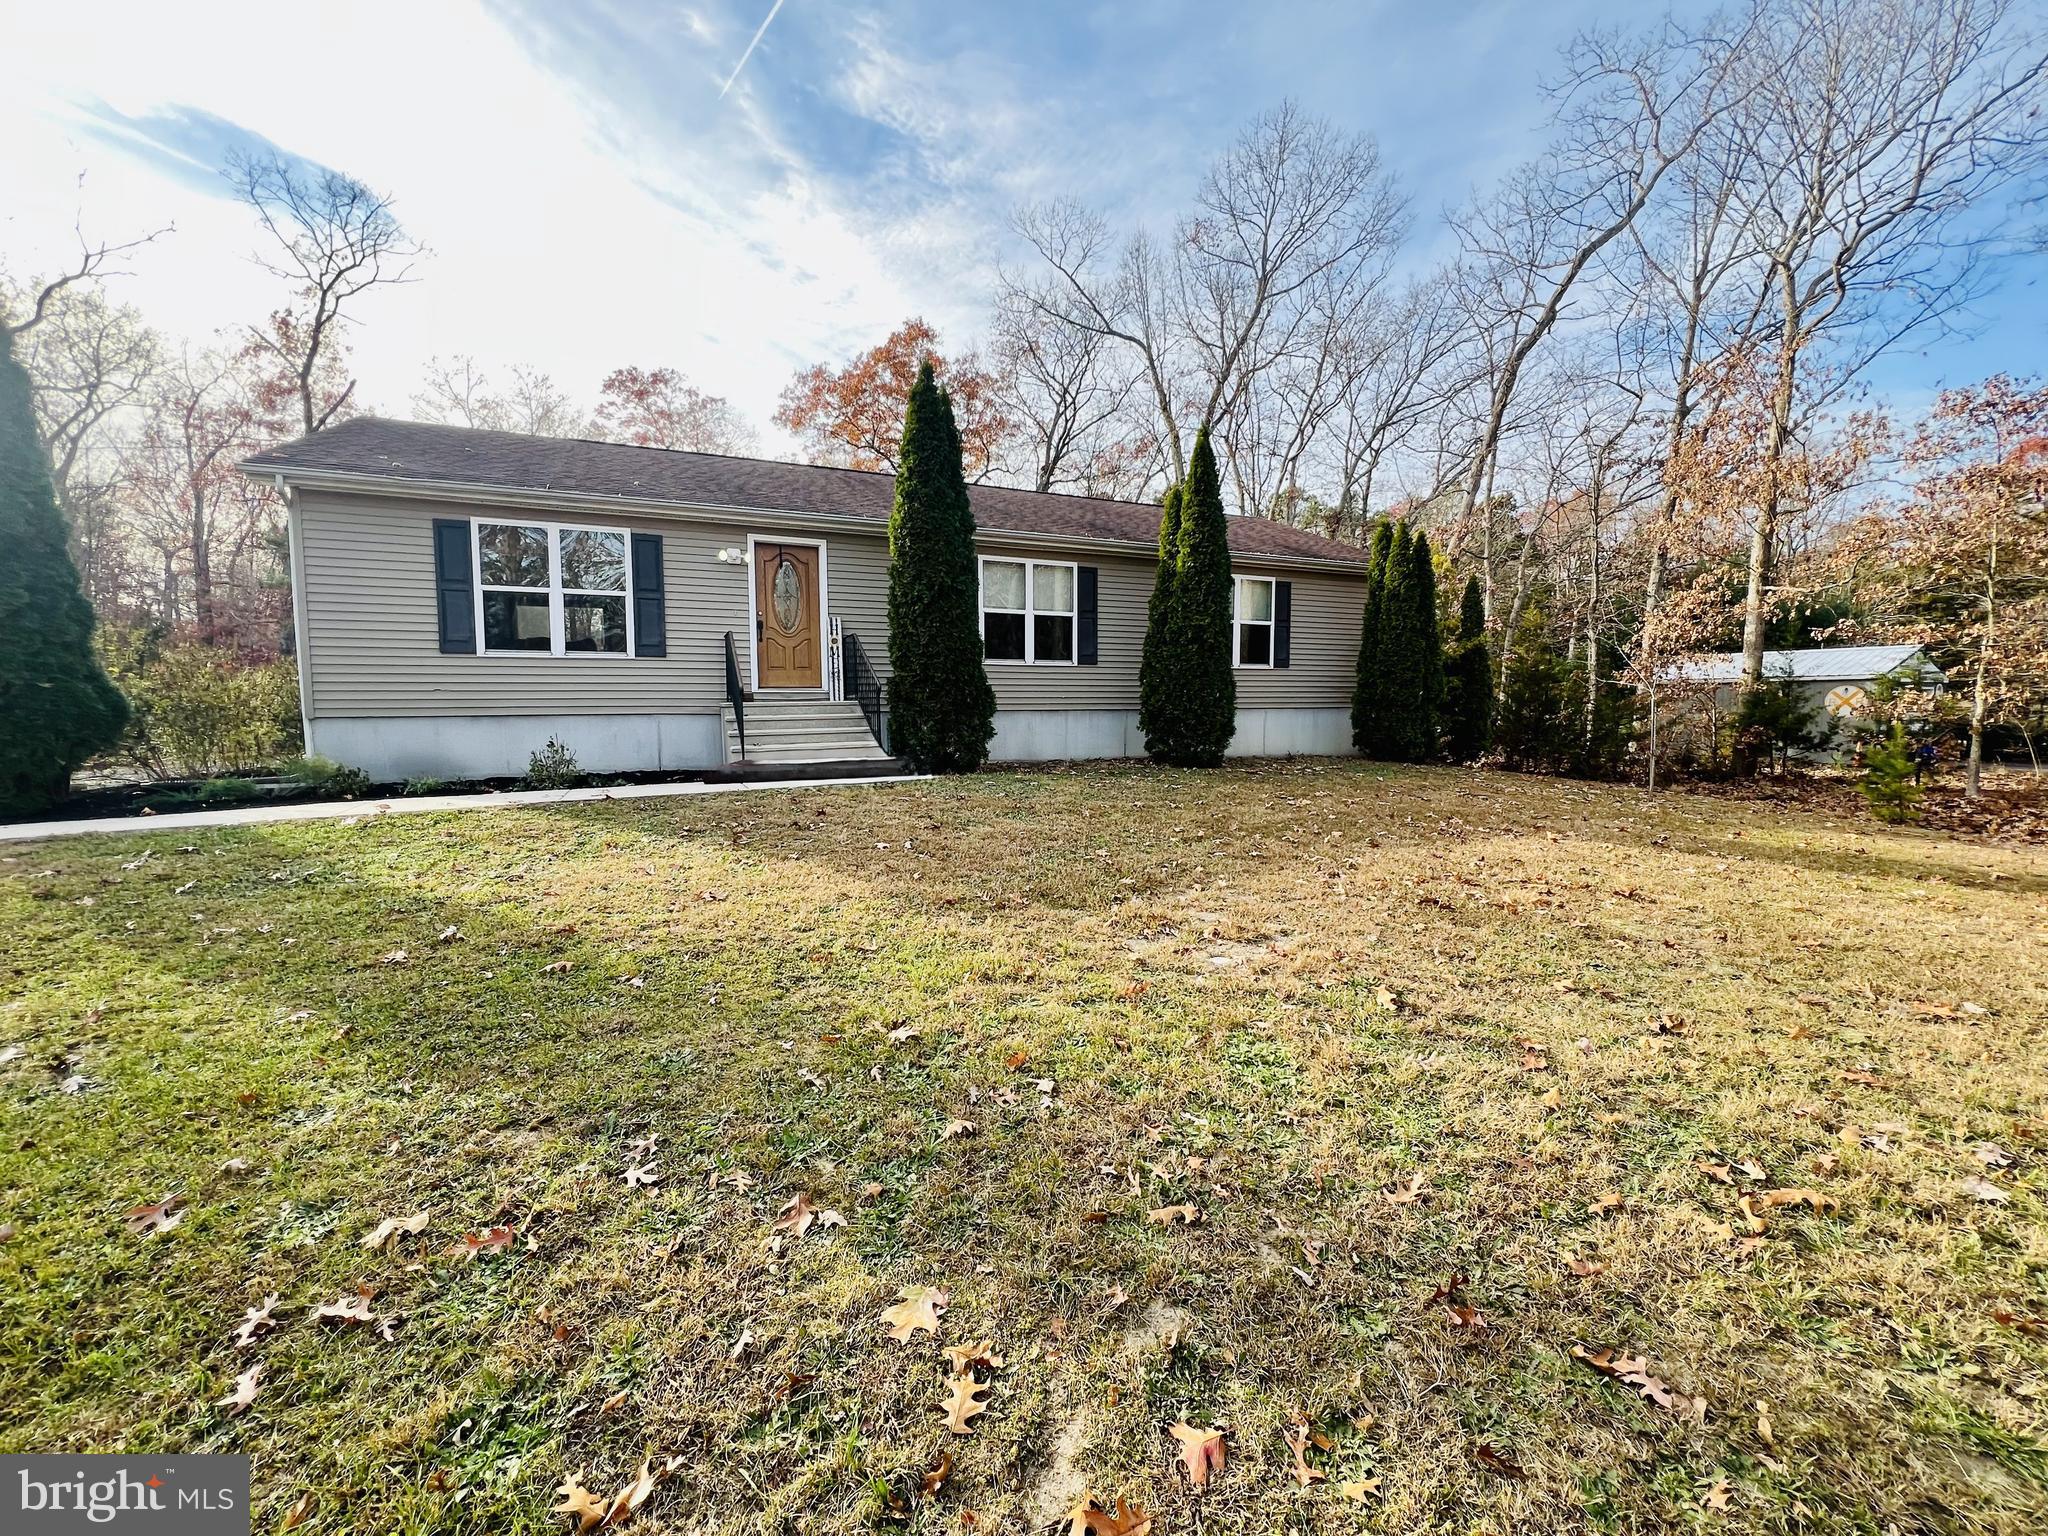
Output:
[1,762,2043,1534]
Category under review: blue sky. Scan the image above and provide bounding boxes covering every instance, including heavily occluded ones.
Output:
[3,0,2041,450]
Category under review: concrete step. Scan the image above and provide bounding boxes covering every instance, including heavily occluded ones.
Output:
[736,740,892,765]
[728,719,881,741]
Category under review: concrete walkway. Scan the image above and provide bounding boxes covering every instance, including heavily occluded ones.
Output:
[0,773,928,843]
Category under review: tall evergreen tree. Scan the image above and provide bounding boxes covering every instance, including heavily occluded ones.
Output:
[1444,573,1494,760]
[0,325,127,813]
[886,360,995,772]
[1389,530,1445,760]
[1137,481,1183,756]
[1162,428,1236,765]
[1350,521,1403,756]
[1373,525,1423,756]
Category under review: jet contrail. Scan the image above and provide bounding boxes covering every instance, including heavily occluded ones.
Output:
[720,0,788,97]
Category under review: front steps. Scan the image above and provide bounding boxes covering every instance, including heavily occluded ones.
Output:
[723,694,893,766]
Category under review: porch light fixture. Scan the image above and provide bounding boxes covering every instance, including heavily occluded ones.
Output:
[715,547,748,565]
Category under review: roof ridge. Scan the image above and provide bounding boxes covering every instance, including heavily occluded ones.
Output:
[332,414,1181,517]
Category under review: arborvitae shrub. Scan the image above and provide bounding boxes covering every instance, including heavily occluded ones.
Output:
[886,360,996,772]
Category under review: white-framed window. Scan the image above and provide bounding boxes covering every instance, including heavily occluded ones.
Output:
[474,518,634,656]
[1234,575,1276,668]
[980,556,1077,664]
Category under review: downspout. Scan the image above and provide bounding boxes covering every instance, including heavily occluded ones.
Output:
[277,475,316,761]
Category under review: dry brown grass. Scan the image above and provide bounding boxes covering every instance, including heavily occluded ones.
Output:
[0,760,2043,1535]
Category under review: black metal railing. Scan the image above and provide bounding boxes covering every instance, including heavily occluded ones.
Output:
[722,630,747,760]
[842,631,887,753]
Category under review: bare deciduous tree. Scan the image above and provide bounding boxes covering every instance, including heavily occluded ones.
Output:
[226,150,422,436]
[413,354,580,436]
[988,286,1151,495]
[1449,11,1759,554]
[1718,0,2048,704]
[1010,101,1406,488]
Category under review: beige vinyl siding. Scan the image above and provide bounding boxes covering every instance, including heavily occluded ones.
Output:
[1235,565,1366,708]
[979,550,1151,709]
[295,490,1365,721]
[297,491,890,719]
[976,547,1366,712]
[824,534,891,679]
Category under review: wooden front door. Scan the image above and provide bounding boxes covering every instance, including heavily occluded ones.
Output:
[754,542,822,688]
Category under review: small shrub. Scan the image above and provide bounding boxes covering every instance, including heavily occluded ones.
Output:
[1861,723,1923,824]
[283,755,369,797]
[402,777,447,797]
[525,737,582,789]
[99,633,302,778]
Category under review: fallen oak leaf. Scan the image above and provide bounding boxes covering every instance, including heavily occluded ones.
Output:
[280,1493,315,1530]
[774,1193,818,1236]
[233,1293,282,1348]
[1146,1203,1201,1227]
[880,1285,948,1343]
[454,1225,517,1260]
[1754,1188,1838,1215]
[624,1161,661,1189]
[313,1289,380,1326]
[360,1211,430,1249]
[1383,1172,1427,1205]
[1587,1191,1625,1217]
[942,1339,1006,1376]
[1067,1496,1152,1536]
[603,1460,658,1526]
[941,1118,977,1141]
[1338,1478,1383,1501]
[553,1471,610,1534]
[1282,1415,1325,1487]
[1168,1420,1226,1488]
[1570,1344,1706,1419]
[217,1362,262,1416]
[942,1374,989,1435]
[1473,1444,1528,1481]
[1962,1176,2012,1205]
[922,1450,953,1497]
[124,1196,186,1237]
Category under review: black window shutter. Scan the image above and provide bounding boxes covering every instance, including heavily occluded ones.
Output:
[432,518,476,654]
[1077,565,1099,664]
[631,532,667,657]
[1274,579,1293,668]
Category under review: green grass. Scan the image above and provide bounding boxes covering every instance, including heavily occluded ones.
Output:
[0,761,2043,1534]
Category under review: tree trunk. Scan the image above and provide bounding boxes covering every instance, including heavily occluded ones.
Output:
[1968,565,1994,799]
[1584,476,1602,751]
[190,487,214,644]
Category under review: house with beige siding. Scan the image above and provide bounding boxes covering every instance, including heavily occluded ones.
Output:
[241,418,1372,781]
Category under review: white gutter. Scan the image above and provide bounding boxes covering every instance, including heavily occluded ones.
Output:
[235,462,1373,576]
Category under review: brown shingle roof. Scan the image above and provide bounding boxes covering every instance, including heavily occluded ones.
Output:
[242,417,1369,568]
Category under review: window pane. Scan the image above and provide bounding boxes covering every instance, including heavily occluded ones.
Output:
[483,590,552,650]
[563,594,627,652]
[478,524,549,587]
[1238,621,1272,666]
[559,528,626,591]
[1033,563,1075,613]
[982,560,1026,610]
[984,611,1026,660]
[1237,577,1273,622]
[1035,613,1075,662]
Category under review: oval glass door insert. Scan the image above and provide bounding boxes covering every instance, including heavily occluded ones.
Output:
[772,557,802,632]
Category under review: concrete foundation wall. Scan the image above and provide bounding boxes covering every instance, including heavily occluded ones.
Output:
[310,705,1354,780]
[309,713,724,782]
[988,707,1352,763]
